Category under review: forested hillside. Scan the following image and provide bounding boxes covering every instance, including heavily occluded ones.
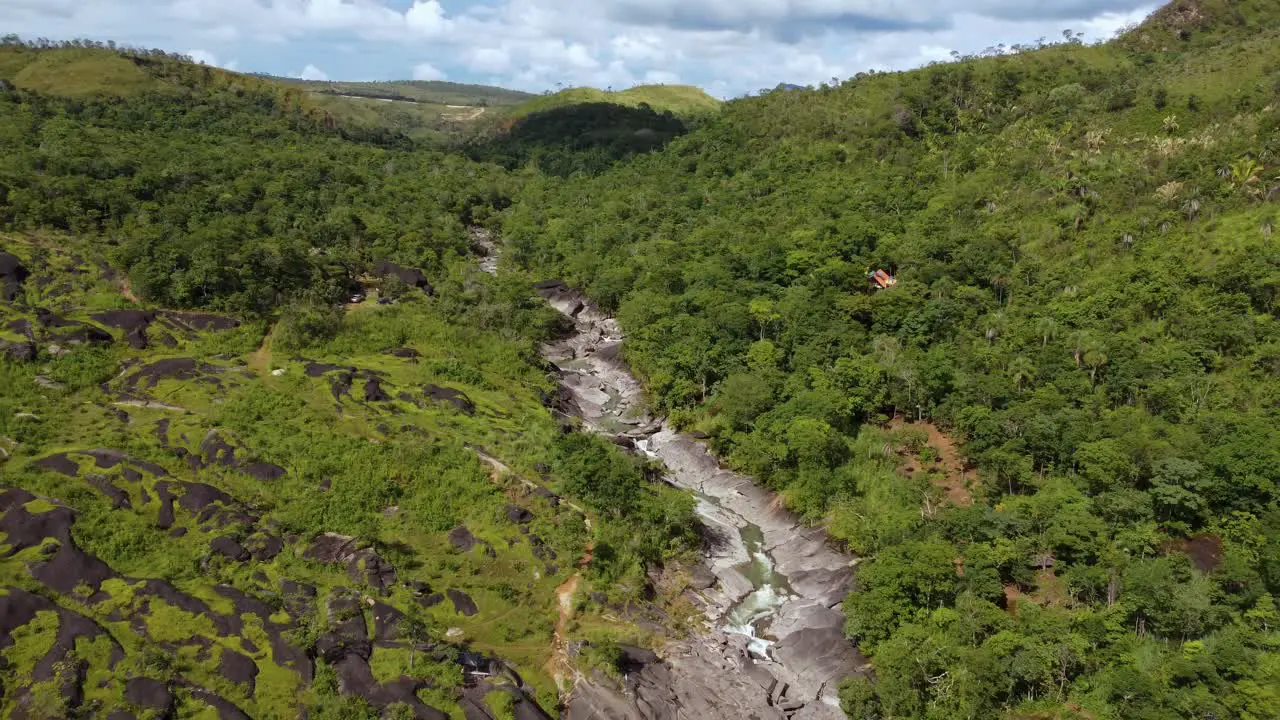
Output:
[0,37,697,719]
[5,1,1280,718]
[502,0,1280,717]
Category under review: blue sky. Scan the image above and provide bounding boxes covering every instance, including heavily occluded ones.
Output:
[3,0,1159,97]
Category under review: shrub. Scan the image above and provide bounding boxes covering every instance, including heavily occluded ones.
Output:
[274,301,343,352]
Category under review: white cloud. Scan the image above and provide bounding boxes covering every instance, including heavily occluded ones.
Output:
[187,48,238,70]
[0,0,1163,96]
[412,62,446,81]
[405,0,451,38]
[612,34,667,64]
[644,69,682,85]
[299,64,329,81]
[466,47,512,74]
[188,48,218,66]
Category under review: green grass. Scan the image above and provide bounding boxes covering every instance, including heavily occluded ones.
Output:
[0,231,665,719]
[507,84,721,119]
[277,78,533,107]
[2,47,165,97]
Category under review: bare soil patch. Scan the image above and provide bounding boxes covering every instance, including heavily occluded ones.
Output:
[890,417,976,507]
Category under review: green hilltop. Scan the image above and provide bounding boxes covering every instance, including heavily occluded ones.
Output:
[507,84,722,119]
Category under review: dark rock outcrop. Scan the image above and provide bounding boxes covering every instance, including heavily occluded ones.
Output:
[446,589,478,616]
[0,338,36,362]
[218,650,259,695]
[241,461,286,481]
[423,385,475,415]
[210,536,251,562]
[0,489,116,595]
[364,377,391,402]
[124,677,175,718]
[0,251,29,301]
[448,525,476,552]
[372,260,433,295]
[304,533,397,594]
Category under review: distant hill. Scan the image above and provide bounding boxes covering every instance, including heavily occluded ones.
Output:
[268,78,535,144]
[460,84,722,175]
[0,42,720,145]
[509,85,722,118]
[274,78,534,107]
[0,43,197,97]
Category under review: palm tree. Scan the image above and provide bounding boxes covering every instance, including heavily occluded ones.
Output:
[1082,340,1108,385]
[982,311,1006,345]
[1182,196,1202,221]
[1068,330,1093,368]
[1009,356,1037,392]
[1229,157,1261,190]
[1037,317,1059,347]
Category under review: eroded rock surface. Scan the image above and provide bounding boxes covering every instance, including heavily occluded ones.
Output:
[529,279,865,718]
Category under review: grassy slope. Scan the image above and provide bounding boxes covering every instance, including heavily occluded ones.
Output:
[0,39,702,711]
[0,46,168,97]
[0,234,601,717]
[277,78,534,107]
[276,78,537,144]
[508,85,722,118]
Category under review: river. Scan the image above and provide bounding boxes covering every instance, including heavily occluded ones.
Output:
[474,230,865,719]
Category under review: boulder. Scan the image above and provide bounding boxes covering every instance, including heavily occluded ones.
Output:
[504,505,534,524]
[210,536,251,562]
[372,260,433,295]
[0,339,36,362]
[423,385,475,415]
[448,525,476,552]
[241,461,286,481]
[446,589,478,616]
[0,252,28,301]
[688,565,717,590]
[364,377,391,402]
[304,533,397,594]
[124,677,175,718]
[219,649,259,695]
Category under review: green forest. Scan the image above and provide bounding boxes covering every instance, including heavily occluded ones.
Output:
[503,1,1280,718]
[2,0,1280,717]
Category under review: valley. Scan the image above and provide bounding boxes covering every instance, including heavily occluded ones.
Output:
[2,1,1280,718]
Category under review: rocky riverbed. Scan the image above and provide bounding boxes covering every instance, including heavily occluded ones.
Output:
[529,276,867,719]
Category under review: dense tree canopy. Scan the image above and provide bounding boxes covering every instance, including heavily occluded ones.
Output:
[501,2,1280,717]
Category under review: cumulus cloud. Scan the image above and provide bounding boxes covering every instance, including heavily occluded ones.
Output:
[412,62,445,81]
[187,48,238,70]
[0,0,1162,96]
[299,64,329,81]
[601,0,1151,37]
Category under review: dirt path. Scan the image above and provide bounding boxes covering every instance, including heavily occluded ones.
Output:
[474,449,593,529]
[548,573,581,693]
[247,329,273,376]
[890,417,975,506]
[444,106,486,121]
[120,277,141,305]
[474,447,595,695]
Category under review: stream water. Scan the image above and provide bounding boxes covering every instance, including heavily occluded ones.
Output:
[474,230,862,717]
[723,523,793,656]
